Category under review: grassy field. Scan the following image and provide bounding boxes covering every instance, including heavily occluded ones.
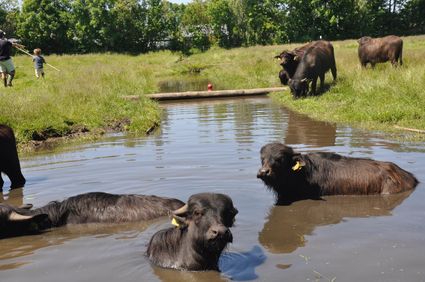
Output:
[1,35,424,146]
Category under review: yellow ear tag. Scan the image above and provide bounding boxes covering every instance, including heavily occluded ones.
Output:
[292,161,302,172]
[171,217,180,227]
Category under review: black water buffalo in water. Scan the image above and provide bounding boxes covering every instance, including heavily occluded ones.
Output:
[275,42,315,85]
[358,35,403,68]
[288,40,337,98]
[257,143,418,205]
[146,193,238,271]
[0,125,26,192]
[0,192,184,238]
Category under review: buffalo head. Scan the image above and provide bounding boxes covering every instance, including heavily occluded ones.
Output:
[257,143,304,188]
[0,203,50,238]
[172,193,237,249]
[147,193,238,271]
[288,78,310,97]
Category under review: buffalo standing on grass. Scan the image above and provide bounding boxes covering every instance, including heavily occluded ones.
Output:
[146,193,238,271]
[288,40,337,98]
[275,42,315,85]
[0,192,184,238]
[358,35,403,68]
[0,124,26,192]
[257,143,418,205]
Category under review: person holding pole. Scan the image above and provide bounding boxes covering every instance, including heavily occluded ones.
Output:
[33,48,46,79]
[0,30,24,87]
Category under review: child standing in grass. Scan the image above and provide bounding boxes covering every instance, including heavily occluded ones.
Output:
[33,48,46,79]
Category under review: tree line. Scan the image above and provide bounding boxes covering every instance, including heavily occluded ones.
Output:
[1,0,424,54]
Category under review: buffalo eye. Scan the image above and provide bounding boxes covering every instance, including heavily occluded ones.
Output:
[193,210,203,218]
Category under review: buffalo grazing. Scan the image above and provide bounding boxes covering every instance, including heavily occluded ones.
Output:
[288,40,337,98]
[257,143,418,205]
[358,35,403,68]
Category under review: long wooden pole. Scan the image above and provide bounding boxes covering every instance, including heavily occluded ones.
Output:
[14,47,61,72]
[122,87,288,101]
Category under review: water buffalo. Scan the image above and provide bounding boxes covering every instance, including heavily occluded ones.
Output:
[257,143,418,205]
[146,193,238,271]
[288,40,337,98]
[358,35,403,68]
[0,124,26,192]
[0,192,184,238]
[275,42,315,85]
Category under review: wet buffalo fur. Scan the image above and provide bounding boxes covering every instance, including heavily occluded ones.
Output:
[358,35,403,68]
[288,40,337,98]
[257,143,418,205]
[0,192,184,238]
[146,193,238,271]
[0,124,26,192]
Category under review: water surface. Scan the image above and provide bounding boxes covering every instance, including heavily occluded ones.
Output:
[1,97,424,282]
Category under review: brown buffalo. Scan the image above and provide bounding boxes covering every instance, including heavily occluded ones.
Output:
[0,124,26,192]
[257,143,418,205]
[358,35,403,68]
[146,193,238,271]
[288,40,337,98]
[0,192,184,238]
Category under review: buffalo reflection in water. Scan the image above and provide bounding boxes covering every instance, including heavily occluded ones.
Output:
[259,191,412,254]
[284,109,336,147]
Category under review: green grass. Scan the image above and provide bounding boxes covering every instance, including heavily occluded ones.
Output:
[1,35,424,146]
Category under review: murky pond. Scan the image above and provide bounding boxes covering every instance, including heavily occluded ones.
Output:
[1,97,425,282]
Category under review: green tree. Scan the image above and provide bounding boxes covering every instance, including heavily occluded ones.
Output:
[401,0,425,34]
[182,0,211,51]
[69,0,115,53]
[18,0,72,53]
[207,0,239,47]
[0,0,20,37]
[244,0,285,45]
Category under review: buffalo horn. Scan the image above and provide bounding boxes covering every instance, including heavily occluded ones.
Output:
[9,211,34,221]
[173,204,188,216]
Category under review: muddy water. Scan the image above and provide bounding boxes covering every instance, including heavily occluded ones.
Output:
[1,97,425,282]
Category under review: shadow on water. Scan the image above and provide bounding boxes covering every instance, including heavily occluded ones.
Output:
[259,191,413,254]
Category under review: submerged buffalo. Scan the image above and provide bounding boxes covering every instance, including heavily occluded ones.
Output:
[288,40,337,98]
[275,42,314,85]
[146,193,238,271]
[0,124,26,192]
[0,192,184,238]
[358,35,403,68]
[257,143,418,205]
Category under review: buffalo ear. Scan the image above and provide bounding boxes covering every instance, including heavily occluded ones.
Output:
[291,154,306,172]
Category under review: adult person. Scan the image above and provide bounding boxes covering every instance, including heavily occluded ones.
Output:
[0,30,24,87]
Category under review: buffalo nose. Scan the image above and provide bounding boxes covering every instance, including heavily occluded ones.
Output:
[209,225,230,240]
[257,168,270,178]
